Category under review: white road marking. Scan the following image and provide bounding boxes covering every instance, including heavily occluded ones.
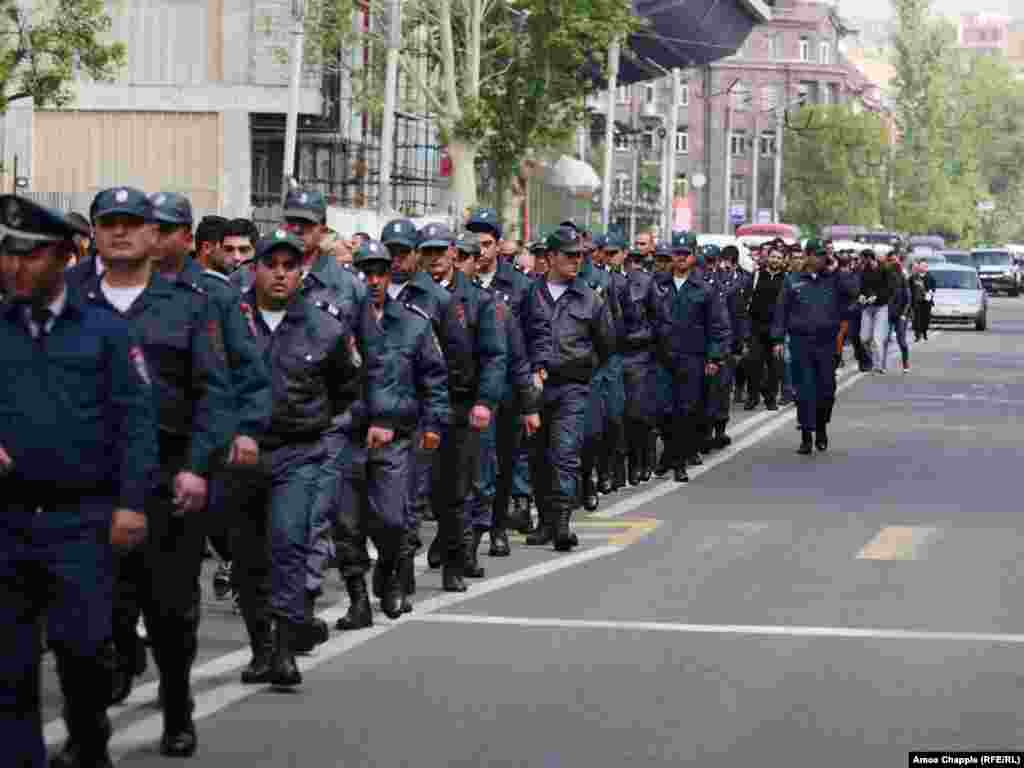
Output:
[908,394,1024,406]
[409,613,1024,645]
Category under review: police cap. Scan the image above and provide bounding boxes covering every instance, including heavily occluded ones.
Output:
[255,228,304,263]
[654,241,672,258]
[605,233,627,251]
[455,231,481,257]
[148,192,193,226]
[528,239,548,255]
[703,244,722,261]
[283,188,327,225]
[418,222,454,249]
[804,237,828,256]
[91,187,153,222]
[545,226,584,254]
[381,218,418,249]
[593,234,608,250]
[671,231,698,254]
[0,195,91,254]
[354,239,391,266]
[466,208,502,239]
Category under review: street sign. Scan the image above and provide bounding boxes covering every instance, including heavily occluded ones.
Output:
[729,203,746,225]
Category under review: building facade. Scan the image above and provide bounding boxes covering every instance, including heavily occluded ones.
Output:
[594,0,885,237]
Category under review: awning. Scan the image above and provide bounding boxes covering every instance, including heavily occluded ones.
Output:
[615,0,772,84]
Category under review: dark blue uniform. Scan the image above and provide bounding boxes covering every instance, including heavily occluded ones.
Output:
[521,262,616,549]
[1,238,157,765]
[617,263,657,482]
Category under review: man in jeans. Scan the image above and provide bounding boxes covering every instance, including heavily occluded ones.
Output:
[857,251,892,373]
[882,252,911,373]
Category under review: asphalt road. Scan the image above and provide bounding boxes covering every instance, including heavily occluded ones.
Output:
[42,297,1024,766]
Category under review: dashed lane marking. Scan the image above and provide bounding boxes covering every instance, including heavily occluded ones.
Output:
[857,525,941,561]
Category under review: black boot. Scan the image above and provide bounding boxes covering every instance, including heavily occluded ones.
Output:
[512,497,533,533]
[268,619,302,688]
[654,448,672,478]
[815,417,829,452]
[714,422,731,449]
[240,619,274,684]
[334,575,372,631]
[597,451,614,495]
[554,507,574,552]
[488,527,511,557]
[464,529,486,578]
[427,536,442,569]
[525,523,553,546]
[442,562,467,592]
[613,454,627,490]
[797,430,814,455]
[642,432,656,482]
[380,558,405,619]
[581,470,599,512]
[673,464,689,483]
[627,444,642,486]
[294,591,328,654]
[744,396,759,411]
[52,661,114,768]
[398,558,415,614]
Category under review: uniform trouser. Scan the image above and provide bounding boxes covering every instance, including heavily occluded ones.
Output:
[745,328,782,402]
[335,436,412,578]
[782,335,794,396]
[305,428,346,596]
[528,382,588,526]
[1,502,114,768]
[621,350,655,466]
[583,369,608,480]
[466,414,496,532]
[789,334,837,432]
[227,468,271,649]
[435,410,484,557]
[205,472,233,562]
[705,357,734,424]
[114,482,207,724]
[669,357,704,467]
[493,398,525,531]
[602,356,626,463]
[912,301,932,339]
[511,439,532,498]
[406,433,434,530]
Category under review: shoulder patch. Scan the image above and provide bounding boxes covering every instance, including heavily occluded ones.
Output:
[315,300,342,320]
[184,281,206,295]
[404,301,431,323]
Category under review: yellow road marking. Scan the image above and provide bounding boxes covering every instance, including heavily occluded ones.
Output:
[857,526,939,561]
[507,518,662,547]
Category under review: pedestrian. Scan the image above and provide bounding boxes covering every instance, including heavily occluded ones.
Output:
[82,187,235,757]
[772,239,858,455]
[857,250,892,373]
[883,251,911,373]
[909,258,936,342]
[521,226,615,549]
[0,195,158,768]
[744,246,786,411]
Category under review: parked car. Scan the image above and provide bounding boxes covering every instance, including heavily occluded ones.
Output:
[971,248,1021,296]
[938,250,972,266]
[857,231,904,250]
[929,265,988,331]
[908,235,946,252]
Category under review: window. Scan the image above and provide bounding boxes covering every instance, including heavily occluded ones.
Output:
[760,130,777,157]
[642,82,657,106]
[614,172,631,198]
[730,130,748,157]
[679,80,689,107]
[819,41,832,65]
[616,85,630,104]
[761,84,780,112]
[731,81,751,111]
[730,176,748,200]
[798,81,816,105]
[614,133,631,151]
[675,129,689,154]
[767,33,781,60]
[799,36,810,62]
[642,129,655,152]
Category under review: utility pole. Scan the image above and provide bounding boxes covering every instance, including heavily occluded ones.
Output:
[664,69,681,237]
[629,138,640,243]
[702,64,712,232]
[378,0,402,214]
[772,107,784,223]
[722,105,732,234]
[282,0,306,200]
[750,110,759,225]
[601,39,621,231]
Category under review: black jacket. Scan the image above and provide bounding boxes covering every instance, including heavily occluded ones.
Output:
[858,266,893,306]
[772,270,859,342]
[747,269,787,330]
[439,270,507,409]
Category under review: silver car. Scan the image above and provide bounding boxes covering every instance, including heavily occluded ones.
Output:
[971,249,1021,296]
[929,264,988,331]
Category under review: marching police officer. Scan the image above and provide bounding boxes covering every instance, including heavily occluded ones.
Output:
[422,225,507,584]
[772,238,858,454]
[82,187,235,757]
[521,226,615,550]
[617,244,657,485]
[233,229,364,687]
[647,231,730,482]
[703,245,747,451]
[602,234,630,491]
[0,196,158,768]
[334,239,448,628]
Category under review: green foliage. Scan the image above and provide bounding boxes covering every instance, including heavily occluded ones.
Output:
[0,0,125,112]
[782,105,887,232]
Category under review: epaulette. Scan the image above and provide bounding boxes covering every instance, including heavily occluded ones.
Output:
[178,280,206,295]
[514,263,526,273]
[315,300,343,320]
[404,302,431,322]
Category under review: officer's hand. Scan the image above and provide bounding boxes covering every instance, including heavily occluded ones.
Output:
[0,443,12,476]
[522,413,541,436]
[111,508,147,550]
[420,432,441,451]
[172,472,208,515]
[532,370,546,391]
[367,426,395,450]
[227,435,260,467]
[705,362,720,377]
[773,344,784,359]
[469,405,492,431]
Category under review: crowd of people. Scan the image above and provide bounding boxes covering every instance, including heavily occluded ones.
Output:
[0,185,934,768]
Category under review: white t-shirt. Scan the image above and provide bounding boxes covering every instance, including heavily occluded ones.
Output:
[673,276,687,292]
[388,282,408,300]
[101,282,146,314]
[547,281,569,301]
[260,309,286,332]
[478,269,497,289]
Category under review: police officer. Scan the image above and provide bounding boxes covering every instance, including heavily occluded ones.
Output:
[703,245,746,451]
[772,238,857,454]
[422,225,507,585]
[602,234,630,491]
[82,187,235,757]
[521,226,615,549]
[334,240,449,628]
[234,229,363,687]
[651,239,678,476]
[0,196,158,768]
[647,231,730,483]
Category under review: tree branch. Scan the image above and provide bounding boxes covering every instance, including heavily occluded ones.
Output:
[438,0,461,117]
[399,51,447,116]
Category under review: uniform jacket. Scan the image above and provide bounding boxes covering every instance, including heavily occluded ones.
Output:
[243,290,362,448]
[521,276,616,385]
[299,252,366,326]
[618,268,655,353]
[82,271,235,476]
[182,259,271,442]
[579,258,622,352]
[647,272,730,365]
[707,270,750,351]
[771,270,859,343]
[352,297,450,437]
[0,289,158,511]
[441,269,507,409]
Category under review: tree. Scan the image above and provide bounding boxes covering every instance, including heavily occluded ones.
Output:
[781,105,886,233]
[0,0,126,113]
[296,0,636,223]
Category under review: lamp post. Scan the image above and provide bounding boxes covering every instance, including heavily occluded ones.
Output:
[282,0,306,200]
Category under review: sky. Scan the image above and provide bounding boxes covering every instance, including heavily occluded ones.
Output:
[838,0,1016,21]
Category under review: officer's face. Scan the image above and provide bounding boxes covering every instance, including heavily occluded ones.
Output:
[220,236,254,273]
[333,239,353,266]
[499,242,518,263]
[1,241,73,303]
[423,245,452,282]
[284,218,325,261]
[720,259,735,273]
[254,249,302,309]
[549,249,582,281]
[388,244,417,274]
[477,234,498,273]
[608,249,625,269]
[455,249,477,278]
[94,215,156,263]
[155,223,193,263]
[361,263,392,308]
[534,253,550,276]
[670,250,694,275]
[635,234,653,255]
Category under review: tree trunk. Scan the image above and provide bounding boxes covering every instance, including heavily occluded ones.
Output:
[448,138,479,220]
